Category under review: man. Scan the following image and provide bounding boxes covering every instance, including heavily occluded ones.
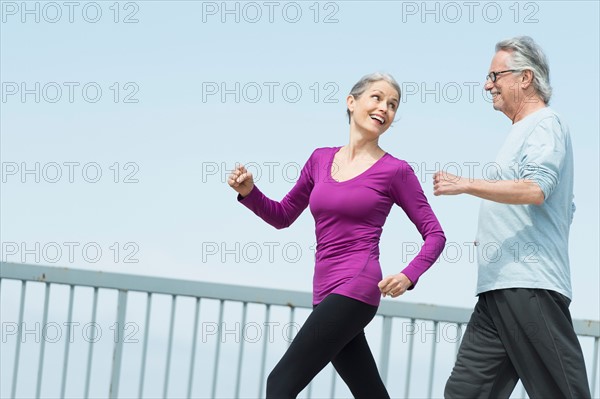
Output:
[435,36,591,398]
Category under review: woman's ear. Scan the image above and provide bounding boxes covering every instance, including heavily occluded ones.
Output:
[346,94,355,114]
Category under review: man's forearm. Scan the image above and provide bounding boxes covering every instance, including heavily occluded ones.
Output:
[464,178,545,205]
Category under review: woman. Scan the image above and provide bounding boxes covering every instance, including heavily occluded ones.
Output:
[228,72,446,398]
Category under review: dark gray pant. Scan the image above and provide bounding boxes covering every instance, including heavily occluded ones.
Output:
[445,288,591,399]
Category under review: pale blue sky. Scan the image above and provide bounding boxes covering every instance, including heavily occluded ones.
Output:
[3,0,597,316]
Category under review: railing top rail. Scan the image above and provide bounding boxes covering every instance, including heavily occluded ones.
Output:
[1,262,598,336]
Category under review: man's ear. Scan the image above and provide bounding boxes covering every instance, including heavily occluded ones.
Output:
[522,69,534,89]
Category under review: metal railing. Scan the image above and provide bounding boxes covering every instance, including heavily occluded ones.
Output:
[1,262,598,398]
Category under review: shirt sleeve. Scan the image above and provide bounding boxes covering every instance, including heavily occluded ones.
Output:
[519,115,567,200]
[237,150,316,229]
[389,161,446,288]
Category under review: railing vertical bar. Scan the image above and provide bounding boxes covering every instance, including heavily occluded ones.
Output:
[235,302,248,399]
[11,280,26,399]
[591,337,599,397]
[404,318,415,399]
[329,366,337,398]
[60,285,75,398]
[163,295,177,398]
[455,323,463,356]
[211,300,225,399]
[379,316,393,384]
[285,308,298,394]
[258,304,271,399]
[186,297,201,399]
[35,282,50,398]
[304,305,311,399]
[288,305,297,396]
[84,287,99,399]
[109,290,128,399]
[427,321,439,398]
[138,293,152,398]
[287,307,295,347]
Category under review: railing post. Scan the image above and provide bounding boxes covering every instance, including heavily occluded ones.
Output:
[379,316,393,384]
[592,337,599,397]
[234,302,248,399]
[404,318,416,398]
[11,281,26,399]
[163,295,177,398]
[84,287,99,399]
[212,300,225,399]
[258,304,271,399]
[427,321,439,398]
[138,293,152,398]
[60,285,75,398]
[36,282,50,399]
[109,289,128,399]
[187,297,201,399]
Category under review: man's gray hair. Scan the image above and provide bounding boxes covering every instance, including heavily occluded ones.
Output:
[347,72,401,123]
[496,36,552,104]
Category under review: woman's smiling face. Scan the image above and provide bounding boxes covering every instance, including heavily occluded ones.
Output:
[347,80,399,137]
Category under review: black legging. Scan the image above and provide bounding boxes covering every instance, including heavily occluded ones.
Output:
[266,294,390,398]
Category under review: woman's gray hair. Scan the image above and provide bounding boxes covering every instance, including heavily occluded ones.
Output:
[496,36,552,104]
[347,72,401,123]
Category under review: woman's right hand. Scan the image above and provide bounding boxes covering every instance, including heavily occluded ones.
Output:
[228,164,254,198]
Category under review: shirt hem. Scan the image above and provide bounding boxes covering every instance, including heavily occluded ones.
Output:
[313,290,380,307]
[476,282,572,300]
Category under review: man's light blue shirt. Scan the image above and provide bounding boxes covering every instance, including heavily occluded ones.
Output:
[476,107,575,299]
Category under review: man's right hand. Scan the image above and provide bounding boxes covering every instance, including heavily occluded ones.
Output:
[433,171,467,196]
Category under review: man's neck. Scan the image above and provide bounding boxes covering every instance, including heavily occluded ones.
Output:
[510,95,547,124]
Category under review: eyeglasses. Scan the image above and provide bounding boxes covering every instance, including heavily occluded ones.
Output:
[485,69,520,83]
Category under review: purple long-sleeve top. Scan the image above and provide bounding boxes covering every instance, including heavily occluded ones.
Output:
[238,147,446,306]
